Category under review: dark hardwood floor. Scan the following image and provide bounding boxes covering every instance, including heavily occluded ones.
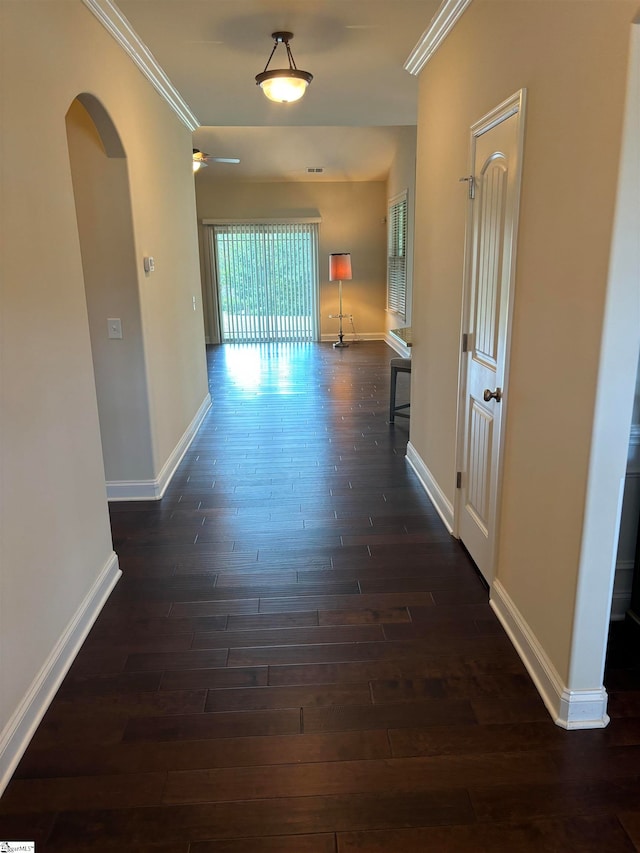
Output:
[2,341,640,851]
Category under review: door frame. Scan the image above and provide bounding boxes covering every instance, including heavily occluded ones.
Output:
[453,89,527,581]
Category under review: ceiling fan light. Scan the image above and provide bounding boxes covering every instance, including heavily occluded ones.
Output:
[256,32,312,104]
[192,149,208,172]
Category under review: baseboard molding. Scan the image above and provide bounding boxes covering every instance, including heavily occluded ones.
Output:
[491,579,609,730]
[107,393,211,501]
[320,332,385,344]
[0,551,121,795]
[406,441,454,533]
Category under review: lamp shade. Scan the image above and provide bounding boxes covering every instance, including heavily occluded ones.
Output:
[329,253,352,281]
[258,72,311,104]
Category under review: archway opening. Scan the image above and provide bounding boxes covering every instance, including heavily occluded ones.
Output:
[65,94,154,492]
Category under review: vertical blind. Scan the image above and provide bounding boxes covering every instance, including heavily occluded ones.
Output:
[212,222,319,343]
[387,191,408,319]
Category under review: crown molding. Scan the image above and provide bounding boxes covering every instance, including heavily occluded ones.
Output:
[82,0,200,130]
[404,0,474,75]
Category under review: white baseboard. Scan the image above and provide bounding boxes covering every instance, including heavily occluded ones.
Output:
[320,332,385,344]
[0,551,121,795]
[403,443,608,729]
[491,579,609,730]
[106,393,211,501]
[406,441,454,533]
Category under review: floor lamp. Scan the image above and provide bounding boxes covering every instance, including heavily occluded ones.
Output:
[329,253,352,349]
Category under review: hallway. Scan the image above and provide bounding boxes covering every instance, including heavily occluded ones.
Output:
[1,342,639,850]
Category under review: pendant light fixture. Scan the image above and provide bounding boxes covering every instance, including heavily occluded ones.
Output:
[255,31,313,104]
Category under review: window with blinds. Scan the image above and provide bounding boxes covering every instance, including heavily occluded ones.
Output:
[211,222,319,343]
[387,191,408,319]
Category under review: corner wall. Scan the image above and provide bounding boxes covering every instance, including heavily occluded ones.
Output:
[0,0,208,789]
[410,0,637,713]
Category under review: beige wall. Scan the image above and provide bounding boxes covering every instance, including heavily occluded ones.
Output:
[411,0,636,685]
[195,180,388,342]
[0,0,208,784]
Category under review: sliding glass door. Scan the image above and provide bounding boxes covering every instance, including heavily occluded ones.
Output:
[211,222,319,343]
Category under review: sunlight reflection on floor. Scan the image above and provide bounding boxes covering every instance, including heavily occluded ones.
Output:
[222,343,311,395]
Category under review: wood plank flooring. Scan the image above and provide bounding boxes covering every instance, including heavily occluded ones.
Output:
[2,341,640,851]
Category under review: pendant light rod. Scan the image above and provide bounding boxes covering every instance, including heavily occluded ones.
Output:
[256,31,313,104]
[261,32,295,73]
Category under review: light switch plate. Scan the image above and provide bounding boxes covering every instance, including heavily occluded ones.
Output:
[108,318,122,339]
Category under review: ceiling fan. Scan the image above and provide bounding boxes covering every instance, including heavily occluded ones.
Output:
[193,149,240,172]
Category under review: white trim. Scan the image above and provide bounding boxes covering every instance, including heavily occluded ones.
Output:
[107,393,211,501]
[105,478,162,502]
[491,579,609,730]
[404,0,474,75]
[81,0,199,130]
[0,552,121,795]
[406,441,454,533]
[202,217,322,226]
[320,332,384,344]
[384,332,411,358]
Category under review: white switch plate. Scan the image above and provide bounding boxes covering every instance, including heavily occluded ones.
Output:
[108,318,122,339]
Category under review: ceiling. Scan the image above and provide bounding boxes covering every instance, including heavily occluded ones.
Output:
[116,0,441,182]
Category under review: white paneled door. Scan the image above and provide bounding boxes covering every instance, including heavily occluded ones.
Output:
[457,92,526,585]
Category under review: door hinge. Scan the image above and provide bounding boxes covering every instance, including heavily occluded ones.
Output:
[459,175,475,199]
[462,333,469,353]
[456,471,462,489]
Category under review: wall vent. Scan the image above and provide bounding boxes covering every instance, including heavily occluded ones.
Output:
[307,167,324,173]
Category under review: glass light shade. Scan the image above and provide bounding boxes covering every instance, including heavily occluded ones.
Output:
[258,73,310,104]
[193,160,202,173]
[329,253,352,281]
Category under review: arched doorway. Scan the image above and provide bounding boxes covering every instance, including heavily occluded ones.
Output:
[65,94,154,493]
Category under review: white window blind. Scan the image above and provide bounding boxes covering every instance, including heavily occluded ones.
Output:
[212,223,319,343]
[387,191,408,319]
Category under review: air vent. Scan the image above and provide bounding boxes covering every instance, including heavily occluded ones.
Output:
[307,167,324,173]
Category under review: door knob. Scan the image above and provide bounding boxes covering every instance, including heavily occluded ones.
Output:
[483,387,502,403]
